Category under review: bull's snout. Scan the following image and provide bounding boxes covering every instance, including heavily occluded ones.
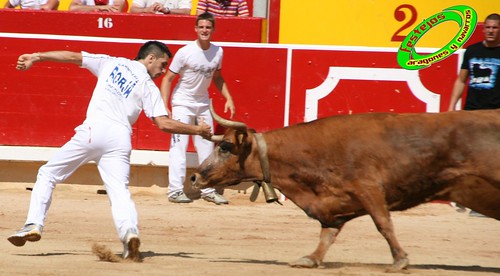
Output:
[190,173,202,189]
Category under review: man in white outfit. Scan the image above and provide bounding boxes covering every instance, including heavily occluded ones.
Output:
[7,41,212,262]
[161,12,235,204]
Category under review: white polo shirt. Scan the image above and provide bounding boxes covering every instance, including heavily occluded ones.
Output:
[82,51,168,132]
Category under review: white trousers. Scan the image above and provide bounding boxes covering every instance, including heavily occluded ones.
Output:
[25,121,138,241]
[168,105,215,197]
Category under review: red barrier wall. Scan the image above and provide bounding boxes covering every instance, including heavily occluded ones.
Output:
[0,9,264,42]
[0,37,288,150]
[0,10,476,153]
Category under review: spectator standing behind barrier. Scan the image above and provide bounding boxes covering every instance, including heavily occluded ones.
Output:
[129,0,191,14]
[3,0,58,10]
[69,0,125,12]
[448,13,500,111]
[447,13,500,218]
[196,0,248,17]
[6,41,212,261]
[160,12,235,205]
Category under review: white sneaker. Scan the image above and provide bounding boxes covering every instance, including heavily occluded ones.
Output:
[122,228,141,261]
[168,191,193,203]
[202,192,229,205]
[8,223,43,247]
[469,210,487,218]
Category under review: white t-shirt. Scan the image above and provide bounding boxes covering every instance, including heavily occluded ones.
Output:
[81,51,168,132]
[132,0,191,9]
[169,41,223,107]
[8,0,51,9]
[79,0,116,6]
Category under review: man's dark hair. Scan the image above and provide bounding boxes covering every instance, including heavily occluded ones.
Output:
[135,41,172,61]
[196,12,216,29]
[485,13,500,22]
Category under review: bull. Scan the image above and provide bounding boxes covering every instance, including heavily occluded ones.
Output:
[191,102,500,271]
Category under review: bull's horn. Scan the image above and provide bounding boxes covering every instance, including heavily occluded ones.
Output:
[210,100,247,132]
[210,134,224,142]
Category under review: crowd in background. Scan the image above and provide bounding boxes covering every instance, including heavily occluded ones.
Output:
[2,0,250,16]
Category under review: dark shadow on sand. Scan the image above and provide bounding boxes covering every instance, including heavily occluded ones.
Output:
[196,257,500,274]
[409,264,500,274]
[129,251,500,274]
[16,252,81,257]
[141,251,204,259]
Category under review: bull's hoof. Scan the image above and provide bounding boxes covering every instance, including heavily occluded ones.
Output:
[385,258,409,273]
[288,256,320,268]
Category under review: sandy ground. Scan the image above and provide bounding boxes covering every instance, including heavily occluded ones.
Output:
[1,182,499,276]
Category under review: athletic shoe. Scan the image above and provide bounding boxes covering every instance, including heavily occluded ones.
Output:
[122,228,141,261]
[168,191,193,203]
[201,192,229,205]
[453,203,467,213]
[469,210,487,218]
[7,223,43,247]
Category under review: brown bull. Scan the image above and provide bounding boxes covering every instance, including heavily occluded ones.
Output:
[191,103,500,271]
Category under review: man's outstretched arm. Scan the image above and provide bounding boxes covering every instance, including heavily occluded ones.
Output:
[153,116,212,140]
[16,51,83,71]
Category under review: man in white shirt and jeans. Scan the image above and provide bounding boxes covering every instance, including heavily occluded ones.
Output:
[161,12,235,204]
[7,41,212,261]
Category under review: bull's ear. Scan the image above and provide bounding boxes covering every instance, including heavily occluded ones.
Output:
[236,133,247,145]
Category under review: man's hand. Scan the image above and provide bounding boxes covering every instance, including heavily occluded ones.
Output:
[16,53,38,71]
[95,4,122,12]
[224,99,236,119]
[197,117,213,140]
[144,2,163,13]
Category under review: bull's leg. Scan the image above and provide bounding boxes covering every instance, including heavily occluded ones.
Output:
[289,225,342,268]
[360,191,409,271]
[369,212,409,272]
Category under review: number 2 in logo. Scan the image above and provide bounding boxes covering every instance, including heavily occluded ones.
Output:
[397,5,477,70]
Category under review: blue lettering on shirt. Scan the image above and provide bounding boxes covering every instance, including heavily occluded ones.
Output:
[107,65,138,98]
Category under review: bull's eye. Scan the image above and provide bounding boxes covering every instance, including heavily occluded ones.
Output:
[219,141,234,154]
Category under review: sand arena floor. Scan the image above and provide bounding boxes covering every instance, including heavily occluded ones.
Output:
[1,182,499,275]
